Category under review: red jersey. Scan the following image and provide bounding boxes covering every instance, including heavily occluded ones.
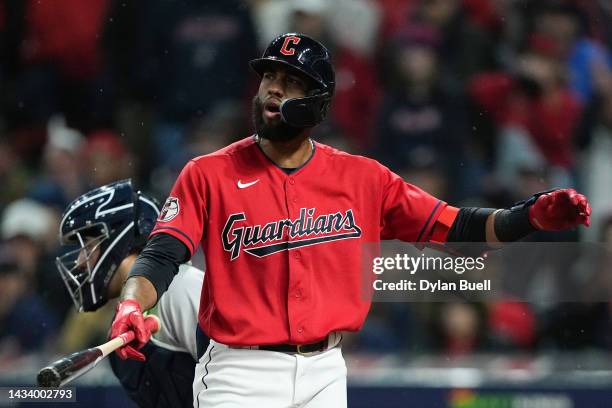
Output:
[151,136,446,345]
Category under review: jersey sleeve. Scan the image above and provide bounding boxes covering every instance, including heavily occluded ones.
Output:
[150,160,208,257]
[379,166,447,242]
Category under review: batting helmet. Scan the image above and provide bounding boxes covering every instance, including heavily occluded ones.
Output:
[56,179,159,312]
[250,33,335,128]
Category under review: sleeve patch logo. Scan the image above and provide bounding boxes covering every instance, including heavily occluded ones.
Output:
[158,197,180,222]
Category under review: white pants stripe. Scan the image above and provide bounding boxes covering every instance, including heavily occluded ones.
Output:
[193,340,347,408]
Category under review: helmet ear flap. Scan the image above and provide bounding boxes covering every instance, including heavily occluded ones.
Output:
[280,92,331,128]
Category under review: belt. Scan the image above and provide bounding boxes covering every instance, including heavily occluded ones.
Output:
[258,340,327,354]
[228,333,342,356]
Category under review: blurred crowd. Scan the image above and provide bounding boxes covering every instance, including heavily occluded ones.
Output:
[1,0,612,364]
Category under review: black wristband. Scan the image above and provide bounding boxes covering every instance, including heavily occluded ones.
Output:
[446,207,495,256]
[492,191,554,242]
[493,208,536,242]
[447,208,495,242]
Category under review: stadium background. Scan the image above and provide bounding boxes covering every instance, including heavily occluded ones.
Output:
[1,0,612,406]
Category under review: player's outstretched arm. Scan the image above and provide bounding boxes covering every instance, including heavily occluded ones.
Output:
[438,188,591,246]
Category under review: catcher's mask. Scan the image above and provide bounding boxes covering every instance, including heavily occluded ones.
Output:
[56,179,159,312]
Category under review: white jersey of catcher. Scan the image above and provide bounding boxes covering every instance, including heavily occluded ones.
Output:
[150,264,203,360]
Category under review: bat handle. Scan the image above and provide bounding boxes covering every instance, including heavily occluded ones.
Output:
[100,315,161,357]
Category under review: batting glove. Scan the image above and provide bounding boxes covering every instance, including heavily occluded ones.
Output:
[110,299,151,361]
[528,188,591,231]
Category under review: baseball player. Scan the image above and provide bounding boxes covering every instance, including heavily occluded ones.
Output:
[56,179,204,407]
[109,33,592,407]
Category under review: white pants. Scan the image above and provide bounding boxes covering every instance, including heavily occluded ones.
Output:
[193,340,347,408]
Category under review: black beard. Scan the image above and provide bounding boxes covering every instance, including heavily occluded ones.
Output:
[252,96,304,142]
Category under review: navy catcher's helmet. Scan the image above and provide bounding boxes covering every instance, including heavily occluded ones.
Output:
[250,33,335,128]
[56,179,159,312]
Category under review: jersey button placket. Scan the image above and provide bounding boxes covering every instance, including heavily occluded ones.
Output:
[285,177,298,208]
[294,288,302,299]
[291,178,298,205]
[285,177,306,342]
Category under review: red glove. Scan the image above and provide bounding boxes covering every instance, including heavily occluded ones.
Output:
[110,299,151,361]
[528,188,591,231]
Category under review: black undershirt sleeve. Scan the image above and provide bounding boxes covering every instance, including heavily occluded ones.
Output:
[128,233,190,302]
[444,208,494,256]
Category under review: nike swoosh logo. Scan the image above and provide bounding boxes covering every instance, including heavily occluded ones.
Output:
[237,179,259,189]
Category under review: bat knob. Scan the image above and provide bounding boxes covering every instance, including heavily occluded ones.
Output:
[37,367,62,387]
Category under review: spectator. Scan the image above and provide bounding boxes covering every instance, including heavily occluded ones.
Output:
[1,199,57,281]
[487,301,536,351]
[5,0,114,131]
[374,25,469,200]
[375,0,419,41]
[186,102,244,157]
[534,3,612,105]
[149,102,245,198]
[0,138,30,213]
[27,116,88,211]
[396,165,448,203]
[253,0,380,56]
[412,0,498,93]
[0,243,59,356]
[470,34,583,189]
[134,0,258,170]
[430,302,486,356]
[0,198,70,323]
[461,0,502,36]
[325,0,383,149]
[82,130,134,187]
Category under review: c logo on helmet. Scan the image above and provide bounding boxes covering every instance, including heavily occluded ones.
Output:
[280,36,301,56]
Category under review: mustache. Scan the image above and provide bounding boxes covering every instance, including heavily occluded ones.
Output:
[252,96,303,142]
